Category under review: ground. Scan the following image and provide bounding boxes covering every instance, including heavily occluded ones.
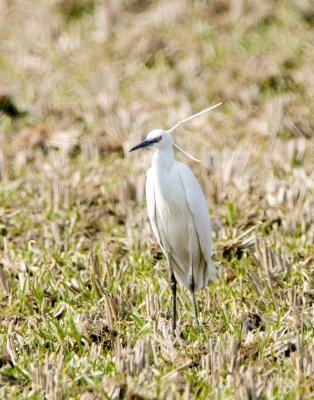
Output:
[0,0,313,399]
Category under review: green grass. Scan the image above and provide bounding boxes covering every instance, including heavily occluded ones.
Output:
[0,0,313,398]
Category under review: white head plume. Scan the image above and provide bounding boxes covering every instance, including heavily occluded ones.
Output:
[173,142,201,162]
[167,102,222,133]
[168,102,222,162]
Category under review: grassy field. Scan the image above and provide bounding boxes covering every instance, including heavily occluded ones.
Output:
[0,0,313,398]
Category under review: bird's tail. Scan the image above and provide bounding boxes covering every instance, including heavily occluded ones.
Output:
[207,260,218,282]
[194,257,217,291]
[171,253,217,291]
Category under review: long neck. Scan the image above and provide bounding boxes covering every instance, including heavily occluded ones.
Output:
[152,146,174,171]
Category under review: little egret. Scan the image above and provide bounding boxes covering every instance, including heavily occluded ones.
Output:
[130,103,220,332]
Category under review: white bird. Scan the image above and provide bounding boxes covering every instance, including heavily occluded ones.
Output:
[130,103,220,332]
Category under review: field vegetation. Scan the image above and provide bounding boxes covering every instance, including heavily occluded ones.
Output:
[0,0,313,398]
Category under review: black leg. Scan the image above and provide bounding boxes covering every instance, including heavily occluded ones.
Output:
[189,275,199,328]
[170,272,177,334]
[188,237,199,329]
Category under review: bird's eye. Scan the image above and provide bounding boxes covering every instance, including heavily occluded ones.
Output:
[156,135,162,142]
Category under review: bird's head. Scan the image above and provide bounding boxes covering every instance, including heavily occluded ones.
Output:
[129,102,222,161]
[129,129,173,152]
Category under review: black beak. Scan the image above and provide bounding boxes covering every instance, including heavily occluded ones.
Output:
[129,138,157,152]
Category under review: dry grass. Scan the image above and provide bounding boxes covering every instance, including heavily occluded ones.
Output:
[0,0,313,398]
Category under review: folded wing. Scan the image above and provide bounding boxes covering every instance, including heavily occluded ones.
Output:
[178,163,216,282]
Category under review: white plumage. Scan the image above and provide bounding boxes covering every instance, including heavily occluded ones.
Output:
[130,128,216,331]
[146,136,215,290]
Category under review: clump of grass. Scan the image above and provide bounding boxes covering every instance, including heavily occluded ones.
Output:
[56,0,95,21]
